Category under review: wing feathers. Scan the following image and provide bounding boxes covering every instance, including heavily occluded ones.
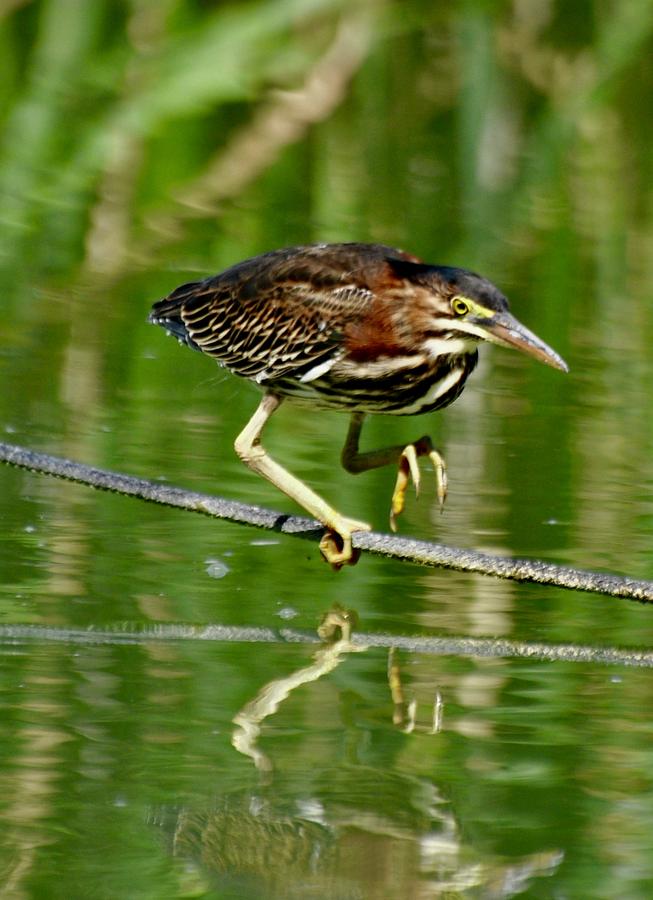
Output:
[148,244,398,381]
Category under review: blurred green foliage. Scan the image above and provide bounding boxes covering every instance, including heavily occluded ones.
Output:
[1,0,652,292]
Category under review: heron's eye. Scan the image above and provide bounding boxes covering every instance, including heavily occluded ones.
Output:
[451,296,470,317]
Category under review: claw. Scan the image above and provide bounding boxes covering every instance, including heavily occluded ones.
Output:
[428,448,447,512]
[389,437,447,532]
[319,515,370,570]
[390,455,411,532]
[407,445,422,495]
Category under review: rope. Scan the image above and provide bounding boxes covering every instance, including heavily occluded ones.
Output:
[0,622,650,667]
[2,440,653,603]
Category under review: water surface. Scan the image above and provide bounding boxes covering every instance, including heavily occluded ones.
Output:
[2,2,653,897]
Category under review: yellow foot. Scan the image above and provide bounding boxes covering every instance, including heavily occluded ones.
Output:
[319,515,371,570]
[389,437,447,532]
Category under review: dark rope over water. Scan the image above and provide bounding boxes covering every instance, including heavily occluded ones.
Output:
[0,622,651,668]
[2,440,653,603]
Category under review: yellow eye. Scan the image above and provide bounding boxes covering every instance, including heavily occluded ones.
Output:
[451,296,470,317]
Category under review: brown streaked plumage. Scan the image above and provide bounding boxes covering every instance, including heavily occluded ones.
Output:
[149,242,568,566]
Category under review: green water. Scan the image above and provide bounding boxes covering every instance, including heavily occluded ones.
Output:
[2,2,653,897]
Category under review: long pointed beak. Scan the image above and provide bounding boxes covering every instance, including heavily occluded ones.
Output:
[473,311,569,373]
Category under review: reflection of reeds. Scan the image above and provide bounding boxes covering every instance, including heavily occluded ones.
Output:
[1,1,651,286]
[135,10,375,269]
[0,0,374,278]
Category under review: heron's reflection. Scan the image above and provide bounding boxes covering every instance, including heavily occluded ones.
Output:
[161,607,562,898]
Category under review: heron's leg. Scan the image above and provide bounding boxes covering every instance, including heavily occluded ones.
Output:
[234,393,370,566]
[341,412,447,532]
